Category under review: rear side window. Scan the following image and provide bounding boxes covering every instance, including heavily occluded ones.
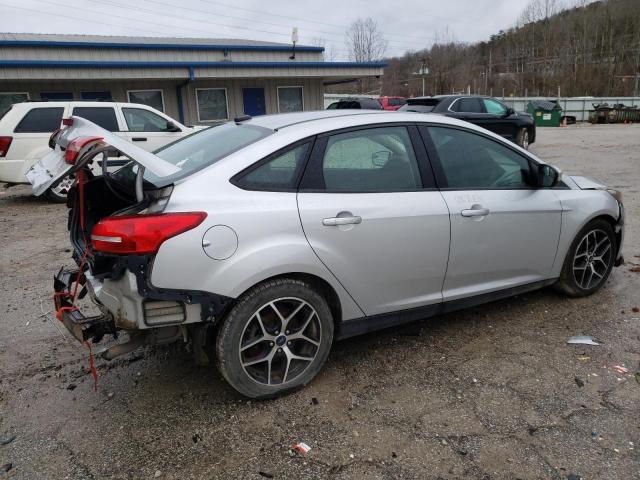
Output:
[14,107,64,133]
[233,143,310,191]
[451,98,484,113]
[360,99,383,110]
[72,107,119,132]
[122,107,171,132]
[319,126,421,192]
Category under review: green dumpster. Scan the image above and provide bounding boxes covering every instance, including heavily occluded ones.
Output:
[527,100,562,127]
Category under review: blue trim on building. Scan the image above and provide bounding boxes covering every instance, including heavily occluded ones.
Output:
[0,40,325,53]
[0,60,387,69]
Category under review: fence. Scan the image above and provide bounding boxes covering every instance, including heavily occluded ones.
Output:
[500,97,640,122]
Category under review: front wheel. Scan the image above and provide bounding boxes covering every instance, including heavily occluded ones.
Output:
[215,278,334,399]
[555,219,616,297]
[516,127,530,149]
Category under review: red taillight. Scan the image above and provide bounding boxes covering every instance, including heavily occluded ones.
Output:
[64,136,103,164]
[91,212,207,255]
[0,136,12,157]
[62,118,73,126]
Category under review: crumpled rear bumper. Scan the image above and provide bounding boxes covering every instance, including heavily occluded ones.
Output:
[53,268,116,343]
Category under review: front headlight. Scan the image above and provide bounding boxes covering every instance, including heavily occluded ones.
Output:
[606,189,623,203]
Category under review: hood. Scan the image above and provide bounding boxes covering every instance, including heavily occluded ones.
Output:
[26,116,180,196]
[569,175,607,190]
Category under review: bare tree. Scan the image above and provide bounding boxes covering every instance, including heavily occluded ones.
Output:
[345,18,387,62]
[310,37,337,62]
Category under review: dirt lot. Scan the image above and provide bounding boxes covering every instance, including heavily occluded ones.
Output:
[1,124,639,479]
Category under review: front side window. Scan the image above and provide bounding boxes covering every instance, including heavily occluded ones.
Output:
[122,107,171,132]
[72,107,119,132]
[196,89,228,122]
[14,107,64,133]
[234,143,310,191]
[320,126,421,192]
[0,92,29,115]
[127,90,164,112]
[483,98,507,115]
[278,87,304,113]
[451,98,483,113]
[428,126,533,189]
[389,98,405,106]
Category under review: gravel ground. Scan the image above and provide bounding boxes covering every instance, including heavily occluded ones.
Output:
[0,123,639,480]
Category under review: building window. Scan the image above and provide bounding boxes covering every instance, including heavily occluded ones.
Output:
[277,86,304,113]
[0,92,29,113]
[196,88,228,122]
[127,90,165,112]
[40,92,73,101]
[81,91,112,101]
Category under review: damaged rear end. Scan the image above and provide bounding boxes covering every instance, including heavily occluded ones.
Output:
[35,116,229,360]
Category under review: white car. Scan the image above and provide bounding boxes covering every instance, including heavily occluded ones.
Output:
[0,101,196,201]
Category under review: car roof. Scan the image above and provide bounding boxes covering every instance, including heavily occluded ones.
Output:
[10,101,156,109]
[245,110,484,133]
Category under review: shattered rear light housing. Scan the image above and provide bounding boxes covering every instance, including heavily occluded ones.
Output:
[91,212,207,255]
[64,136,103,164]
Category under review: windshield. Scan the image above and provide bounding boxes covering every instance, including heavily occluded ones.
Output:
[135,122,272,185]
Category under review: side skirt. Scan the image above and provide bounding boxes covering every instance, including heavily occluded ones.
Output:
[335,279,557,340]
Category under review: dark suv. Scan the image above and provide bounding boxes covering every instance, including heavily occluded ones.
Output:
[326,98,383,110]
[398,95,535,149]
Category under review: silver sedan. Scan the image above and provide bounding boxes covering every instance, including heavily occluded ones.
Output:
[30,110,624,398]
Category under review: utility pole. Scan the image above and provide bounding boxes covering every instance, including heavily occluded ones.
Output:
[412,59,429,96]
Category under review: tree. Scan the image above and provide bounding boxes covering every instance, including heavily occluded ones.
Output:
[345,18,387,62]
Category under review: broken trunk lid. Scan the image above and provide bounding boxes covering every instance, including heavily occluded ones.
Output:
[26,116,180,196]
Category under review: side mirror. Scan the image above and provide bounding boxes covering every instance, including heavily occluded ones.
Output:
[537,164,559,188]
[372,150,391,167]
[505,107,515,116]
[166,121,181,132]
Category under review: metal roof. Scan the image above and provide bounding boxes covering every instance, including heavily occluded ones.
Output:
[0,32,324,52]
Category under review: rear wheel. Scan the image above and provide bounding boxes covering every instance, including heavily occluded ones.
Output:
[215,278,334,399]
[555,219,616,297]
[45,174,75,203]
[516,128,530,149]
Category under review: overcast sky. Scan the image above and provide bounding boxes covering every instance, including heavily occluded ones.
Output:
[1,0,534,59]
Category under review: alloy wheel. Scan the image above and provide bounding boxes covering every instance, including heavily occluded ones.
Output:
[522,131,529,149]
[50,174,76,198]
[572,229,612,290]
[239,297,322,386]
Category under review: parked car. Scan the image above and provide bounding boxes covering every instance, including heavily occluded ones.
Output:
[378,96,407,111]
[398,95,536,149]
[0,101,196,201]
[326,98,383,110]
[30,110,624,399]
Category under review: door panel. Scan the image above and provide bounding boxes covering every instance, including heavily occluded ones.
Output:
[242,88,266,116]
[297,124,449,316]
[422,125,562,300]
[439,190,561,300]
[298,192,451,315]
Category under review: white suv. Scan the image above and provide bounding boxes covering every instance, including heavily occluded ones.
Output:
[0,101,196,201]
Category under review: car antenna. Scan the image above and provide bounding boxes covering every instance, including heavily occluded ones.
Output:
[234,115,252,124]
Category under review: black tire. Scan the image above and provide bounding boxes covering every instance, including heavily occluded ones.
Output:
[554,219,616,297]
[215,278,334,399]
[516,127,530,149]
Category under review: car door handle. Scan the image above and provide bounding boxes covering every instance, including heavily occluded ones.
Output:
[461,207,490,217]
[322,216,362,226]
[131,137,147,142]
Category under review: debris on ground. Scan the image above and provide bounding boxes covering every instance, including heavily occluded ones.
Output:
[192,433,202,444]
[0,435,16,446]
[574,377,585,387]
[1,463,12,473]
[566,474,582,480]
[258,471,274,479]
[154,470,162,478]
[632,306,640,313]
[612,365,628,374]
[311,397,319,405]
[66,384,77,391]
[290,442,311,456]
[635,372,640,385]
[567,335,601,346]
[629,267,640,273]
[577,355,590,362]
